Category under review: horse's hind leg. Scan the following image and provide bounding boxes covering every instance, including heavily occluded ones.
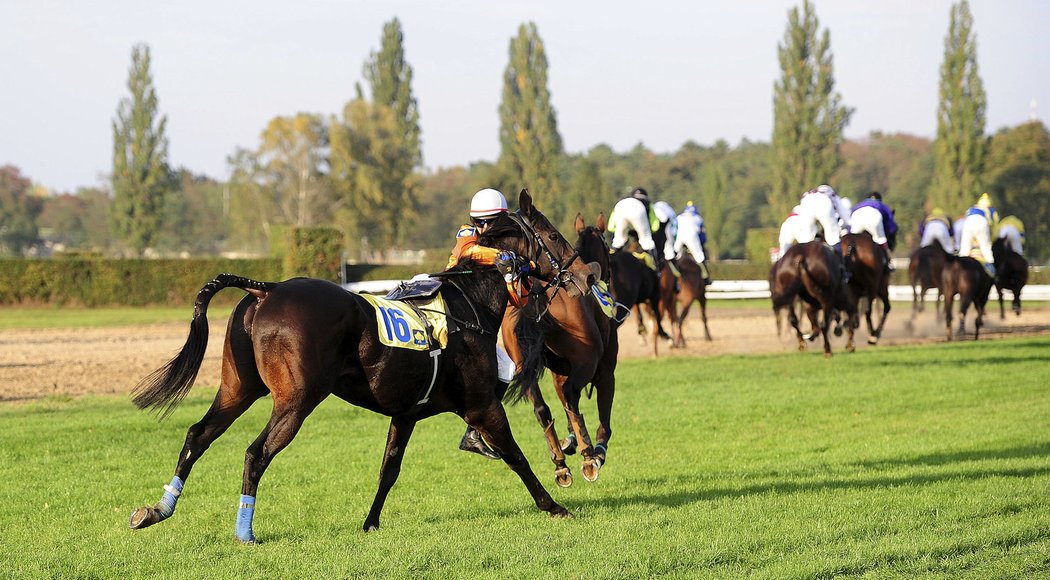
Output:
[700,294,712,341]
[364,417,416,532]
[470,402,571,519]
[130,330,267,530]
[236,392,326,543]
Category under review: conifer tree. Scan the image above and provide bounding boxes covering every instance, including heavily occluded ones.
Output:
[771,0,852,224]
[498,22,564,221]
[111,44,175,254]
[930,0,986,214]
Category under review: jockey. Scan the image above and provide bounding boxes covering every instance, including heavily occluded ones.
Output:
[447,188,519,461]
[652,200,678,266]
[849,191,898,272]
[675,201,713,285]
[997,215,1025,256]
[797,184,849,250]
[608,187,660,264]
[778,204,816,259]
[958,192,999,277]
[919,207,956,253]
[953,215,966,255]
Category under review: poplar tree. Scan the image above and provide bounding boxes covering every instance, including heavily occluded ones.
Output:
[111,44,175,255]
[498,22,564,221]
[364,17,422,169]
[930,0,986,214]
[771,0,852,224]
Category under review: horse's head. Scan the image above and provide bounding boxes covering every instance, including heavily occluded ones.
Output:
[575,212,610,284]
[482,189,591,298]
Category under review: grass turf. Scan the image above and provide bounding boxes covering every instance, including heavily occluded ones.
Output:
[1,337,1048,577]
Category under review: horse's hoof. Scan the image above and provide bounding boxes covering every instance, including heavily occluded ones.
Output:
[234,533,257,545]
[801,332,813,341]
[554,467,573,488]
[549,505,574,519]
[582,457,602,482]
[129,506,163,529]
[824,352,833,359]
[834,327,843,337]
[560,436,577,456]
[867,336,879,345]
[363,522,379,533]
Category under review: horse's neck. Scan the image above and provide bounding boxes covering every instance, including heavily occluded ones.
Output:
[446,271,508,333]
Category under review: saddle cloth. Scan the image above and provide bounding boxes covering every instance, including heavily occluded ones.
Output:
[591,280,616,318]
[359,293,450,351]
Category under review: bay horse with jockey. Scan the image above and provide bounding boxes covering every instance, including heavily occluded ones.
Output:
[908,243,950,322]
[770,241,854,357]
[942,254,994,341]
[991,237,1028,318]
[127,190,588,542]
[840,232,892,345]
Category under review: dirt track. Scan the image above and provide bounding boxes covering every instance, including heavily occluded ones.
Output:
[2,302,1049,402]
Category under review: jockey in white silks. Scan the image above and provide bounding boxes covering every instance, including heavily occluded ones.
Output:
[778,204,816,258]
[652,200,678,262]
[919,208,956,253]
[958,192,999,276]
[797,184,849,249]
[675,201,713,284]
[608,187,659,258]
[997,215,1025,256]
[953,216,966,255]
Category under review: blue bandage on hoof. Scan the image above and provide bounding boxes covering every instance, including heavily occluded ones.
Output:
[235,494,257,543]
[156,475,184,519]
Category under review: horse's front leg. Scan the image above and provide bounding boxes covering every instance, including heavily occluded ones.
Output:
[553,373,602,483]
[470,402,571,519]
[528,378,573,488]
[998,285,1007,319]
[364,417,416,532]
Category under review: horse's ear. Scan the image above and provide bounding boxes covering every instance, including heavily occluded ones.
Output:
[575,213,586,234]
[518,189,533,217]
[587,261,602,282]
[596,212,607,233]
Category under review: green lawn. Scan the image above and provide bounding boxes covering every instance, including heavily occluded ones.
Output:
[1,337,1048,577]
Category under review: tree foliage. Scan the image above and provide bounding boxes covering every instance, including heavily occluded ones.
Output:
[363,17,422,169]
[984,121,1050,263]
[111,44,176,255]
[771,0,853,224]
[930,0,986,214]
[498,22,564,223]
[0,165,43,256]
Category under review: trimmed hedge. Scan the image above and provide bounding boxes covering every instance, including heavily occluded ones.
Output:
[284,227,344,282]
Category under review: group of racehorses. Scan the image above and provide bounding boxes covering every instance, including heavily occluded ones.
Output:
[125,191,1029,541]
[770,233,1029,357]
[127,191,709,542]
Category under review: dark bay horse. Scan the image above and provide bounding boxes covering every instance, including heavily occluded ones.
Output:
[770,241,854,357]
[908,244,949,322]
[992,238,1028,318]
[942,255,994,341]
[502,213,618,487]
[840,232,891,345]
[128,191,586,542]
[673,252,713,346]
[609,247,663,358]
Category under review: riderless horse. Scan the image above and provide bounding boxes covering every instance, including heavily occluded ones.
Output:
[502,213,620,487]
[128,191,586,542]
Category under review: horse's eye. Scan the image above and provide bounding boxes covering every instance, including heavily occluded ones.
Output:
[549,233,561,242]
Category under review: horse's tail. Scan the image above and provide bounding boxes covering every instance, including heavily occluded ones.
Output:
[132,273,275,419]
[503,295,550,404]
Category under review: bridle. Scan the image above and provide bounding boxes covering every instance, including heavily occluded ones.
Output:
[505,210,590,315]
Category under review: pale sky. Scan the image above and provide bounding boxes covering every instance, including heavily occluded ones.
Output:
[1,1,1047,193]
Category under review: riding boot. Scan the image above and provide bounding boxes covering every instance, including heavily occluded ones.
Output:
[459,426,500,460]
[701,260,713,286]
[881,243,895,274]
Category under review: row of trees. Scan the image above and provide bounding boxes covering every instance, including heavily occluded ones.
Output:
[3,1,1048,263]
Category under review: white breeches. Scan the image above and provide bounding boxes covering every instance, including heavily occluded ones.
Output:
[997,225,1023,255]
[959,214,994,264]
[920,221,955,253]
[496,346,515,383]
[849,206,887,245]
[780,214,817,255]
[610,198,655,251]
[659,222,678,260]
[674,227,706,262]
[798,193,841,246]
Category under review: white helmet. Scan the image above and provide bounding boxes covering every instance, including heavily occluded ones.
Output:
[469,188,508,218]
[817,184,836,196]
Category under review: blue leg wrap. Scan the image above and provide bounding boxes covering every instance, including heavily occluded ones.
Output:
[156,475,184,519]
[235,494,256,543]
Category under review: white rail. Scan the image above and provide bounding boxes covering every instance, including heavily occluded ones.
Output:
[344,279,1050,301]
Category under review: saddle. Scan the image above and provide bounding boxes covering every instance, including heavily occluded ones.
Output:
[385,277,442,301]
